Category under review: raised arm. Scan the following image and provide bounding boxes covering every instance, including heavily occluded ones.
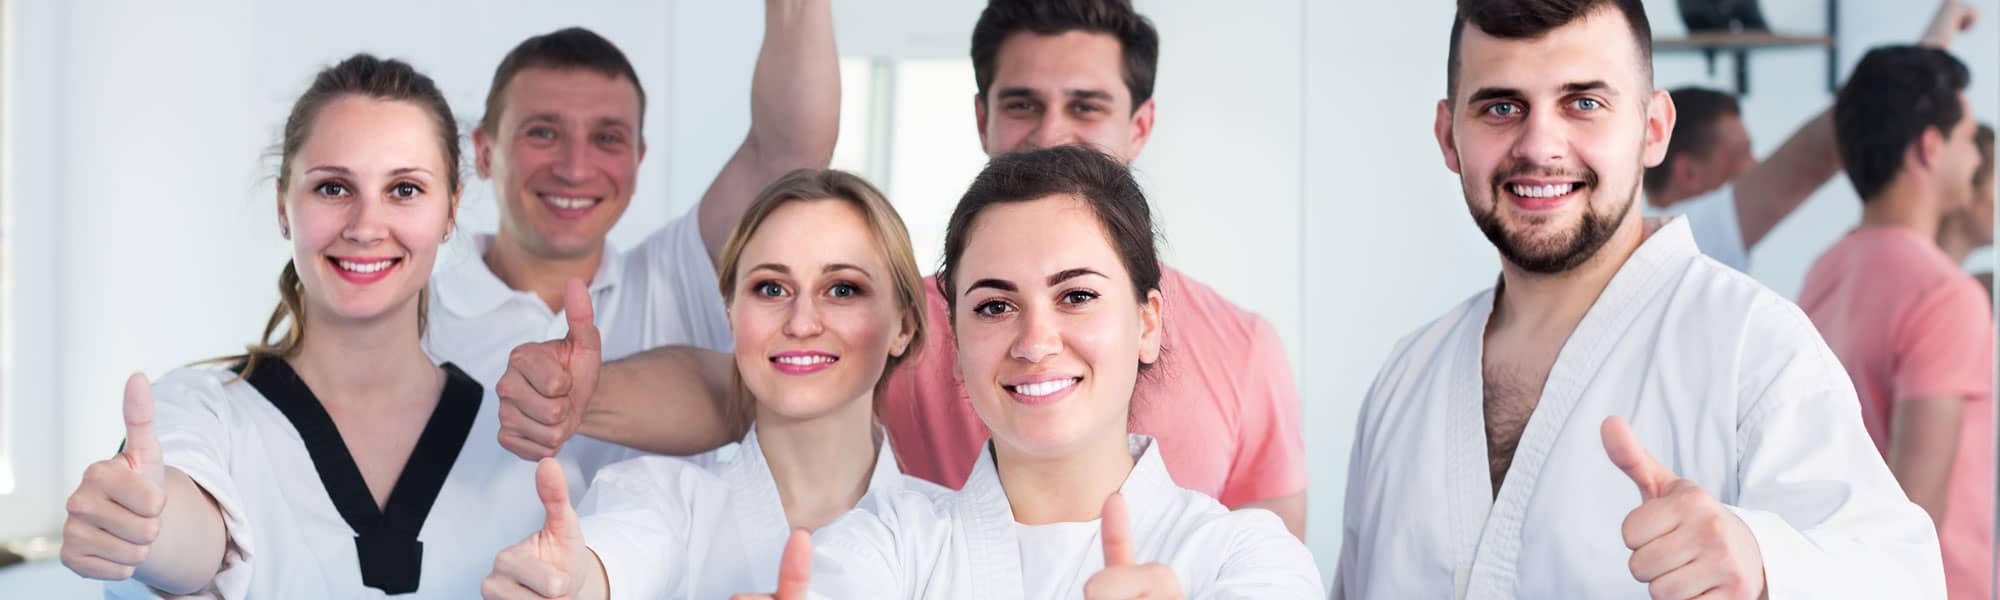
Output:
[695,0,840,262]
[1732,0,1975,250]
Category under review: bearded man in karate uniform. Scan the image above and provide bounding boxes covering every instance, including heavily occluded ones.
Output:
[1332,0,1944,598]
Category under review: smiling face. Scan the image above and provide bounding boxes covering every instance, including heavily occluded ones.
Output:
[976,31,1153,162]
[279,95,458,328]
[729,199,915,422]
[949,194,1162,461]
[1437,6,1671,274]
[475,66,645,261]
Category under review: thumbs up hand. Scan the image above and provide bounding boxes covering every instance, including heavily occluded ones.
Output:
[482,459,598,599]
[60,373,169,581]
[1082,493,1182,600]
[497,278,603,460]
[1602,417,1766,600]
[729,529,812,600]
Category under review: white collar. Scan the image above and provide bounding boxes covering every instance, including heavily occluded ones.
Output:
[431,233,624,318]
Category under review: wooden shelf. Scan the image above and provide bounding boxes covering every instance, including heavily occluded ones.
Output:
[1656,32,1833,50]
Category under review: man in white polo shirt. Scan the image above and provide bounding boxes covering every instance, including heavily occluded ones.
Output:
[424,3,838,482]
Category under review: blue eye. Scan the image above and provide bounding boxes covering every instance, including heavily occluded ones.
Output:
[829,283,859,299]
[314,182,351,197]
[391,182,422,199]
[1573,98,1603,111]
[755,282,787,298]
[1486,103,1520,118]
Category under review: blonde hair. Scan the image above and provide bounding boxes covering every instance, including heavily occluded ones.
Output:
[714,169,926,428]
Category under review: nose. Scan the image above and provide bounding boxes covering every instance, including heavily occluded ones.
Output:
[782,295,825,339]
[342,191,388,246]
[1026,112,1075,151]
[1007,305,1061,364]
[1509,109,1568,166]
[552,136,591,185]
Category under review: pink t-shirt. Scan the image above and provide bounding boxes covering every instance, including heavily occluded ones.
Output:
[1800,227,1995,600]
[879,265,1308,508]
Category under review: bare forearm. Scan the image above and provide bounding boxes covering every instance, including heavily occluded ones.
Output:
[749,0,840,162]
[577,347,744,455]
[697,0,839,258]
[1236,492,1307,542]
[1734,110,1838,248]
[133,469,227,595]
[1886,396,1964,530]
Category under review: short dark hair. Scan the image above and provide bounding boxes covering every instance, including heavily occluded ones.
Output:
[481,27,646,135]
[1447,0,1653,100]
[971,0,1161,109]
[1834,45,1971,202]
[938,146,1162,323]
[1644,87,1742,195]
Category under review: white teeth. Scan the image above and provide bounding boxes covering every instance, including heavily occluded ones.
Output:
[336,259,395,273]
[1011,378,1079,397]
[1510,183,1577,199]
[544,195,597,210]
[775,355,835,366]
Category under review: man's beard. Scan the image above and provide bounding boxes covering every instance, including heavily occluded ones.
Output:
[1469,162,1632,274]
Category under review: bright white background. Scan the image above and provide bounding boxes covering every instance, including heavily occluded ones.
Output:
[0,0,1990,593]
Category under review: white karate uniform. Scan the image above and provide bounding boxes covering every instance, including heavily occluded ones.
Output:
[1333,217,1942,599]
[1646,185,1748,271]
[578,427,944,599]
[423,208,734,487]
[106,361,547,599]
[809,434,1323,599]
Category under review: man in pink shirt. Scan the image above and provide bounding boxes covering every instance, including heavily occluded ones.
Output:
[489,0,1310,538]
[1799,45,1993,600]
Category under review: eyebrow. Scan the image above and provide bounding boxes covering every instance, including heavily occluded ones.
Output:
[1047,267,1106,286]
[962,267,1109,298]
[1466,87,1523,104]
[823,263,873,279]
[749,263,875,279]
[304,166,435,179]
[995,87,1115,102]
[1467,80,1615,105]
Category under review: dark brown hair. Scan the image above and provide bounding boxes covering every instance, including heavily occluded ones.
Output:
[1447,0,1653,100]
[481,27,646,136]
[971,0,1161,110]
[1835,45,1971,202]
[1645,87,1742,195]
[938,145,1161,332]
[232,54,461,378]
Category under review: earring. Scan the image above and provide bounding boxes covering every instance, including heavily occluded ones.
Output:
[280,225,290,238]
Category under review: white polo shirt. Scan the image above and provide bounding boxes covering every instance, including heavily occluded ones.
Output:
[1646,184,1748,272]
[423,207,734,485]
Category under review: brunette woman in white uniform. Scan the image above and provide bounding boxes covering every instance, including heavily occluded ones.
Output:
[780,147,1322,600]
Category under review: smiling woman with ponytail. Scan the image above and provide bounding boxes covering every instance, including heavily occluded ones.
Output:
[56,54,577,599]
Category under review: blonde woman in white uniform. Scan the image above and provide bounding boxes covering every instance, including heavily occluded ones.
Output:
[55,55,568,598]
[479,169,947,600]
[765,146,1322,600]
